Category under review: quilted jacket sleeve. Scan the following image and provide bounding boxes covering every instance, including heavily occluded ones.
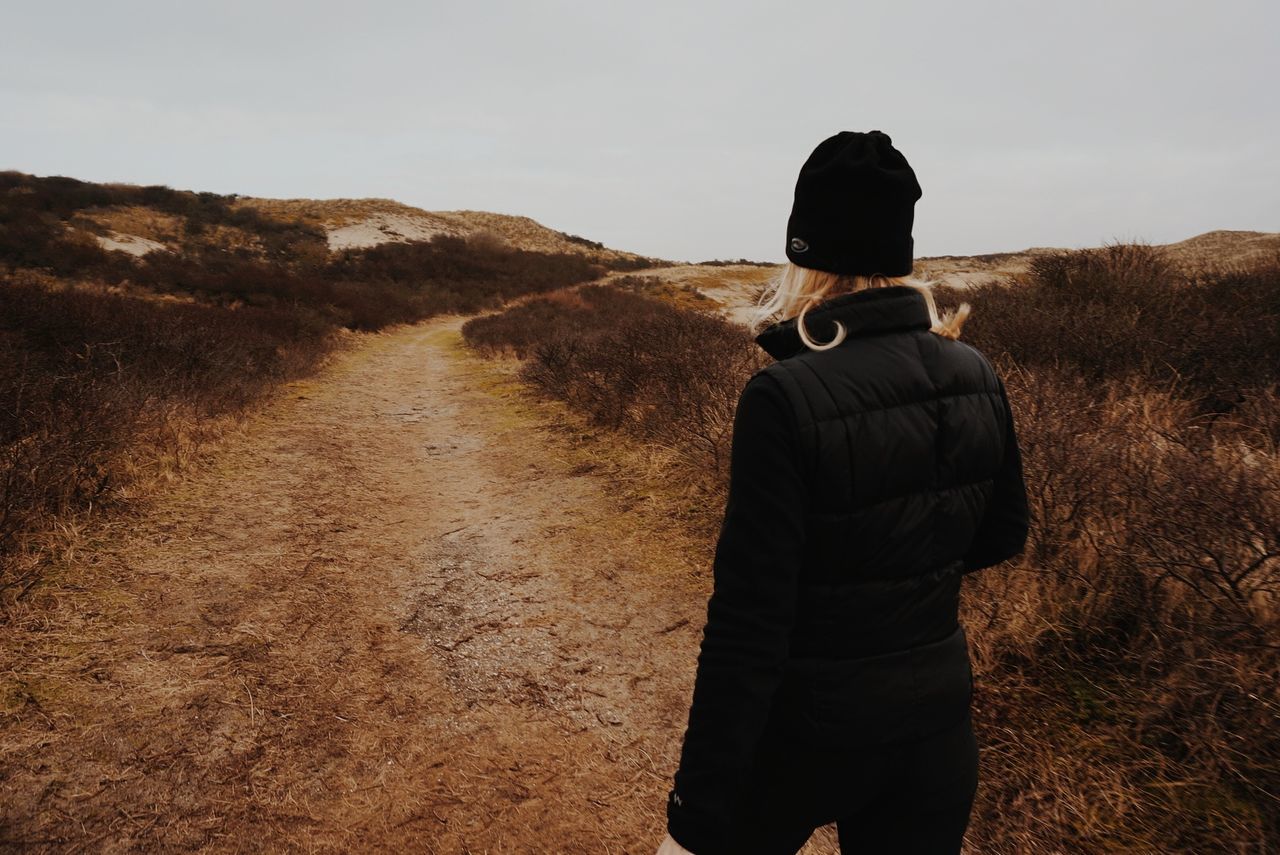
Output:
[666,371,808,855]
[962,374,1030,574]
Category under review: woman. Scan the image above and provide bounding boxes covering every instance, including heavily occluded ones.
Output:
[656,131,1030,855]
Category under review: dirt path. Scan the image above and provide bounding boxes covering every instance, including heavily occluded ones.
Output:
[0,314,845,852]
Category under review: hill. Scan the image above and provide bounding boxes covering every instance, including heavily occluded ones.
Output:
[0,170,659,276]
[230,196,647,264]
[914,229,1280,290]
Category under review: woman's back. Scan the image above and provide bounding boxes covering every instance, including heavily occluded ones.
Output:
[750,282,1027,749]
[754,283,1020,656]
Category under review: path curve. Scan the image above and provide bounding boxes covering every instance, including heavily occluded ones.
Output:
[2,313,839,853]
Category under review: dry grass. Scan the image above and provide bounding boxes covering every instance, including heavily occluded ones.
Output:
[0,274,338,598]
[959,364,1279,851]
[1162,229,1280,272]
[463,283,762,499]
[67,204,282,258]
[228,195,428,227]
[68,204,184,244]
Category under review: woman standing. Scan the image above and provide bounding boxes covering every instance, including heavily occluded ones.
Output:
[657,131,1030,855]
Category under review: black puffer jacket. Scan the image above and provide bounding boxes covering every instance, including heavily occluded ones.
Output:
[667,284,1030,854]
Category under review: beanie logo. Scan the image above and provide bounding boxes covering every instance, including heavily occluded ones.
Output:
[790,237,809,253]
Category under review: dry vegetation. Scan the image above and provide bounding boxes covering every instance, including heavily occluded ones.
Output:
[0,170,627,600]
[464,283,765,505]
[462,243,1280,852]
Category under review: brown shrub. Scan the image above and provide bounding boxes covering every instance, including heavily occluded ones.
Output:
[961,365,1279,850]
[945,241,1280,416]
[0,275,333,599]
[464,284,761,490]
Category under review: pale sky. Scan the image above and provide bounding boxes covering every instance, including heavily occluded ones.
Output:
[3,0,1277,262]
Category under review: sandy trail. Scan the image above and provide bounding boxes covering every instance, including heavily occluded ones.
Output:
[2,313,841,853]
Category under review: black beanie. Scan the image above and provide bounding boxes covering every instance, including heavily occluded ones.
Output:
[785,130,922,276]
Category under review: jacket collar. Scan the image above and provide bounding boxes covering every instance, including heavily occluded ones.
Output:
[753,284,933,360]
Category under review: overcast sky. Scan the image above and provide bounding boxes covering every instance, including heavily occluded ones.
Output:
[3,1,1277,262]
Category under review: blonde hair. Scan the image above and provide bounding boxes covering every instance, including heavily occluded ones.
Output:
[748,262,971,350]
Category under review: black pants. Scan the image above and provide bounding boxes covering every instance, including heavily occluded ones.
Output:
[722,708,979,854]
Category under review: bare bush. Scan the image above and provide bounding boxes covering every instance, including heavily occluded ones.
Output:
[464,284,761,490]
[0,276,334,599]
[949,242,1280,412]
